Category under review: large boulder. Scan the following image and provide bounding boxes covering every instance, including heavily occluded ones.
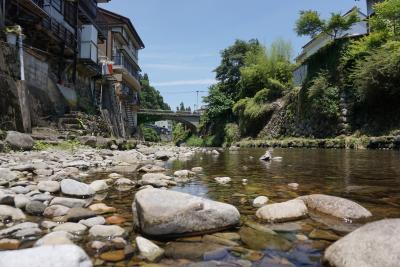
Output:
[324,219,400,267]
[5,131,34,151]
[133,188,240,237]
[299,194,372,220]
[256,199,308,223]
[0,244,92,267]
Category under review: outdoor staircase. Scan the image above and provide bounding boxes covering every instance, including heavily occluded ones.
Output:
[57,112,85,136]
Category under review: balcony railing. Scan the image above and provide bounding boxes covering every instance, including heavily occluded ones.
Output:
[42,17,75,48]
[31,0,45,8]
[79,0,97,21]
[112,54,140,80]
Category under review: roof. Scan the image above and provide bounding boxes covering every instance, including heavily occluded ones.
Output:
[301,6,367,50]
[98,7,145,49]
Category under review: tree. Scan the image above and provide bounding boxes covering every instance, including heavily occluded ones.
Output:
[214,39,262,101]
[295,10,324,38]
[370,0,400,36]
[295,9,359,39]
[140,74,170,110]
[179,102,185,111]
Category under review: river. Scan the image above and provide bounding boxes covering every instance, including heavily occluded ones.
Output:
[92,148,400,266]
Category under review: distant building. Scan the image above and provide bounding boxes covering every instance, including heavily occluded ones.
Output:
[97,8,145,137]
[155,120,173,132]
[293,7,368,86]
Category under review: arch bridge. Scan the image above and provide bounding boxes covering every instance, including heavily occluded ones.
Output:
[138,109,201,132]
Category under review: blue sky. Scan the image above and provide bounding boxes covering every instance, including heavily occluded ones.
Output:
[102,0,366,111]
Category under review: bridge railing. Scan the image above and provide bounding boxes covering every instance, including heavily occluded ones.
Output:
[138,109,200,115]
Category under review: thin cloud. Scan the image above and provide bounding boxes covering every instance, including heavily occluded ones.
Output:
[152,79,217,87]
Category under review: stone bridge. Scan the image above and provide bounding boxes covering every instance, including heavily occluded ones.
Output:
[138,109,201,131]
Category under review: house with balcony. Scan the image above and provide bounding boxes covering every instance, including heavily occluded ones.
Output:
[96,8,145,137]
[293,7,368,86]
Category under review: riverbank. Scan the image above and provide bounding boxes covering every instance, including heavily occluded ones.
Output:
[235,135,400,150]
[1,131,400,266]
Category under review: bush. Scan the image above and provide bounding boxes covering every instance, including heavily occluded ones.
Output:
[351,41,400,105]
[186,136,204,147]
[140,125,161,142]
[224,123,240,147]
[172,123,189,145]
[308,72,340,120]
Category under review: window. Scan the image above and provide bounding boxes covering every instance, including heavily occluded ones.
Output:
[52,0,63,13]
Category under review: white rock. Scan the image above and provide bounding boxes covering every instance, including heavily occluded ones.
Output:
[0,205,26,220]
[61,179,95,197]
[256,199,308,223]
[133,188,240,236]
[299,194,372,220]
[214,177,231,185]
[89,225,125,238]
[324,219,400,267]
[0,245,92,267]
[50,197,90,208]
[35,231,74,246]
[89,180,109,192]
[174,170,195,177]
[253,196,269,208]
[136,236,165,262]
[53,223,87,234]
[14,194,30,209]
[79,216,106,227]
[43,205,70,218]
[288,183,299,190]
[38,181,60,193]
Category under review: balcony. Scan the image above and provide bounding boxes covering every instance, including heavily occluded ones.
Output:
[79,0,97,23]
[18,0,48,18]
[42,17,75,49]
[112,54,141,91]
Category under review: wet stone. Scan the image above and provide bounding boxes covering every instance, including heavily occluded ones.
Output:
[100,250,125,262]
[0,238,20,250]
[25,200,47,216]
[239,226,291,251]
[66,207,96,222]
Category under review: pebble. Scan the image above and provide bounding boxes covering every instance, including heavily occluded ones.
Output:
[252,196,269,208]
[89,203,117,214]
[89,225,125,238]
[79,216,106,227]
[37,181,60,193]
[0,238,20,250]
[53,222,87,234]
[25,200,47,216]
[100,250,125,262]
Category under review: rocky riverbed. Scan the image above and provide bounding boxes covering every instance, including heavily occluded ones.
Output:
[0,132,400,267]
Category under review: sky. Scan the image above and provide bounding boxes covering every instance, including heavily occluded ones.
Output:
[102,0,366,111]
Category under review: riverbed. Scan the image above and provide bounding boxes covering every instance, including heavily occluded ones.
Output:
[1,146,400,266]
[88,148,400,266]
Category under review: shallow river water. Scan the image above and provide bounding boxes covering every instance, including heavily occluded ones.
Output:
[89,148,400,266]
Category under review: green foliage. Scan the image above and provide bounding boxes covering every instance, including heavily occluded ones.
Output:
[351,41,400,104]
[307,72,340,120]
[172,123,189,145]
[370,0,400,37]
[233,97,273,137]
[186,136,204,147]
[58,140,81,151]
[223,123,240,147]
[33,141,51,151]
[295,9,359,38]
[140,125,161,143]
[295,10,325,37]
[203,84,235,121]
[140,74,170,110]
[214,39,261,101]
[239,39,293,99]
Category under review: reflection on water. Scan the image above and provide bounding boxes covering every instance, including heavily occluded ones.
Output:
[93,148,400,266]
[169,148,400,221]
